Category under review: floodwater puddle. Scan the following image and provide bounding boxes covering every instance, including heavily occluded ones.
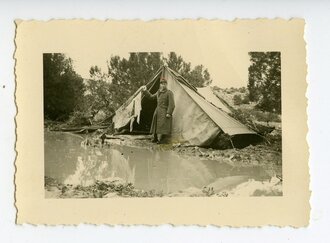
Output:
[45,132,280,196]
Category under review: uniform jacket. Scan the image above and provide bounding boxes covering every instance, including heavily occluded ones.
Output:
[143,88,175,135]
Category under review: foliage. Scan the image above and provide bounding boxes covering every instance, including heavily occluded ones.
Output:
[66,110,92,126]
[43,53,85,121]
[107,52,164,108]
[238,87,247,93]
[212,86,221,92]
[224,87,241,94]
[242,94,250,104]
[248,109,281,123]
[84,66,114,118]
[86,52,213,117]
[247,52,281,113]
[165,52,212,87]
[44,52,213,123]
[233,94,243,105]
[230,107,281,133]
[231,109,255,129]
[233,94,250,105]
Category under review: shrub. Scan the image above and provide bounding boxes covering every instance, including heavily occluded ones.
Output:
[67,111,92,126]
[233,94,243,105]
[238,87,246,93]
[241,94,250,104]
[249,110,281,123]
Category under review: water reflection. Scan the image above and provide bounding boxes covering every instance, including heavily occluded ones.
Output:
[45,132,272,193]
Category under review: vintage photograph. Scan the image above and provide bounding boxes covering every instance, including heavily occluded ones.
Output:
[44,51,282,198]
[16,19,308,226]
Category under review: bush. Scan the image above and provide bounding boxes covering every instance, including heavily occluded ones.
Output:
[231,109,254,128]
[249,110,281,123]
[238,87,246,93]
[241,94,250,104]
[233,94,243,105]
[67,111,92,126]
[225,87,238,94]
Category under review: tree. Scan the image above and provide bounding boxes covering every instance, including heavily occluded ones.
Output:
[86,52,213,114]
[166,52,184,72]
[43,53,85,121]
[84,66,114,117]
[165,52,212,87]
[107,52,164,108]
[247,52,281,113]
[185,64,212,87]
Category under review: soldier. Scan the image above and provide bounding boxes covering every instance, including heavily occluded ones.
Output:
[141,78,175,144]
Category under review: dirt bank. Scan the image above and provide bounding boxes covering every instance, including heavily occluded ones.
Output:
[45,176,165,198]
[45,175,282,198]
[173,144,281,171]
[104,134,282,175]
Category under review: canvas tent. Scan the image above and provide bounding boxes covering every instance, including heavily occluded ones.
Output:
[112,66,262,148]
[197,86,232,114]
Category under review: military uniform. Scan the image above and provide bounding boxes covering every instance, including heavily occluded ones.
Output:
[143,88,175,136]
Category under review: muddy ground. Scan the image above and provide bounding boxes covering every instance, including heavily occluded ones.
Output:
[104,134,281,169]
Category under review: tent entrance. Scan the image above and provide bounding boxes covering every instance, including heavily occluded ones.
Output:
[116,75,160,134]
[137,74,160,132]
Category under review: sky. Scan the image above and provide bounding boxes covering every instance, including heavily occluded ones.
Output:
[56,20,289,89]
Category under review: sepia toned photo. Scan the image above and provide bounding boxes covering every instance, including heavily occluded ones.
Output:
[44,51,282,198]
[15,19,309,226]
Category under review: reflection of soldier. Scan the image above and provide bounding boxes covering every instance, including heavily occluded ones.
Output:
[100,133,107,147]
[141,78,175,144]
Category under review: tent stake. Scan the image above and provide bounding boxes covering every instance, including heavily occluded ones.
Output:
[229,137,235,149]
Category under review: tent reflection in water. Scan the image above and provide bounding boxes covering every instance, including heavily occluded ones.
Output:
[112,66,263,149]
